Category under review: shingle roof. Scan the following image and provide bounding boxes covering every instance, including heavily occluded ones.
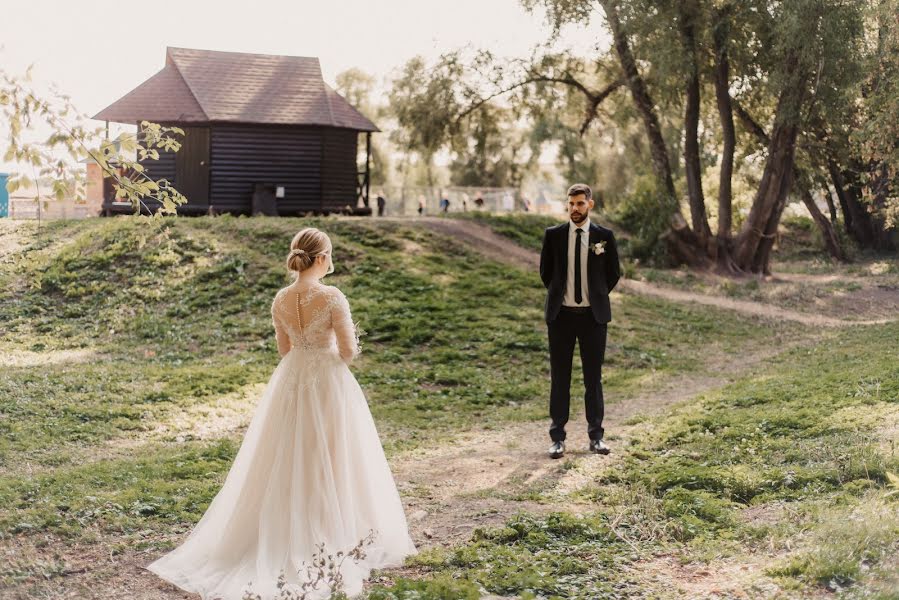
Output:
[93,47,378,131]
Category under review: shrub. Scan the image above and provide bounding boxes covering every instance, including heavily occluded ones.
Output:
[610,176,676,264]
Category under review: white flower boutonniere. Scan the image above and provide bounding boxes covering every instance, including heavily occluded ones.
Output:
[590,241,607,256]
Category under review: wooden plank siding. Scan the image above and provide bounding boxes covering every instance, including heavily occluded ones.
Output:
[210,125,321,215]
[126,124,360,215]
[321,129,360,212]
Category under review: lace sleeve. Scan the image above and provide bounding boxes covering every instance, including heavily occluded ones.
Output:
[271,291,291,357]
[330,289,360,364]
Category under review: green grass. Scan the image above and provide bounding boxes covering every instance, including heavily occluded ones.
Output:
[619,328,899,498]
[372,321,899,598]
[0,439,237,538]
[456,213,899,316]
[5,215,892,598]
[449,211,564,251]
[0,216,779,550]
[375,512,639,600]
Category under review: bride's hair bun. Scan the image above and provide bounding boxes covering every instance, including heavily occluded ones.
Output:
[286,228,331,273]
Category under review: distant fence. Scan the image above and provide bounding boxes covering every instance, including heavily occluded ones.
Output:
[370,185,567,217]
[7,198,98,220]
[370,186,516,216]
[2,187,564,219]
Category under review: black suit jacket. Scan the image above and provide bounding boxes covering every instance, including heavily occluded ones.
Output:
[540,221,621,324]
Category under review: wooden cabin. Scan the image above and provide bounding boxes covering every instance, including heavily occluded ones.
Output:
[93,47,378,216]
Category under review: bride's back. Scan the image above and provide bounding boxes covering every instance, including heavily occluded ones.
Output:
[271,283,359,362]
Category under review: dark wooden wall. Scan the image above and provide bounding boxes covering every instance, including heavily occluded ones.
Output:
[320,129,360,212]
[132,124,360,216]
[210,125,322,215]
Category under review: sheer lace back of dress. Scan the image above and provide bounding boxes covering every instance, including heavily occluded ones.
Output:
[271,283,360,362]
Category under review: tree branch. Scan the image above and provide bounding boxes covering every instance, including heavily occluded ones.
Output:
[455,75,622,125]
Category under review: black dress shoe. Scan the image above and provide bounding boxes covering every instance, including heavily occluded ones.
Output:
[590,439,610,455]
[549,441,565,459]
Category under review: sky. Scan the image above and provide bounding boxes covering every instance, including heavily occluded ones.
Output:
[0,0,610,173]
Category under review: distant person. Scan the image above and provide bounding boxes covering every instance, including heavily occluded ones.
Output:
[462,192,470,212]
[417,195,425,216]
[522,197,531,212]
[440,196,450,213]
[376,193,386,217]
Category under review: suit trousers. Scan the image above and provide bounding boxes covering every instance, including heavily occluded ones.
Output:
[548,306,607,442]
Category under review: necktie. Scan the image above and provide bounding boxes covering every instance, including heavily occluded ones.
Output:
[574,228,583,304]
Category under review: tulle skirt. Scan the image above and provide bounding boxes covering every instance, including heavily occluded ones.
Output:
[146,348,416,599]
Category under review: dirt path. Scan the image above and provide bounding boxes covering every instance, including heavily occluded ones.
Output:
[392,371,739,548]
[408,217,894,327]
[8,341,787,600]
[3,218,891,599]
[0,220,32,259]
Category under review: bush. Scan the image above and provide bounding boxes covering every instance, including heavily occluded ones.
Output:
[610,176,675,264]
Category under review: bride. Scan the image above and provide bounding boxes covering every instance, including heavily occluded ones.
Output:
[147,227,417,599]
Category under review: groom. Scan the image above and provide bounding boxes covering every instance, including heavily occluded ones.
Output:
[539,183,621,459]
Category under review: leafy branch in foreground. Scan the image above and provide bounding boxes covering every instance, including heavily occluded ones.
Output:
[241,530,377,600]
[1,64,187,215]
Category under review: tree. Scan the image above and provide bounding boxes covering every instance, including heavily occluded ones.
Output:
[334,68,392,187]
[523,0,876,272]
[387,51,623,190]
[842,0,899,250]
[386,55,468,186]
[2,66,186,215]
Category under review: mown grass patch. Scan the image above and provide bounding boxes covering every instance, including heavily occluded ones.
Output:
[449,212,563,252]
[373,512,638,600]
[767,494,899,593]
[617,323,898,505]
[0,216,779,547]
[372,321,899,598]
[0,438,237,539]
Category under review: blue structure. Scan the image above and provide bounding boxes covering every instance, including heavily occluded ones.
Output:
[0,173,8,218]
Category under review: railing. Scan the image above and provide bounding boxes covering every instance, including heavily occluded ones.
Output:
[366,185,522,217]
[8,198,98,220]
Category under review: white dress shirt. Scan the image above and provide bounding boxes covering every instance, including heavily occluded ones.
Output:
[563,218,590,307]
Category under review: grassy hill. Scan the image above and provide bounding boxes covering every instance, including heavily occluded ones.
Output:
[0,216,896,598]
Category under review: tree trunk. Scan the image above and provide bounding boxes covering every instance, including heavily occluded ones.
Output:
[713,27,735,239]
[601,0,708,266]
[751,153,796,274]
[866,163,897,250]
[799,183,846,261]
[828,160,880,246]
[734,99,845,264]
[734,50,807,273]
[713,8,736,269]
[661,212,709,266]
[828,161,856,236]
[680,0,711,244]
[824,188,839,225]
[600,0,678,208]
[735,119,800,271]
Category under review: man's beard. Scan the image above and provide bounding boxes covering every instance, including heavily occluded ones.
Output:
[570,210,588,224]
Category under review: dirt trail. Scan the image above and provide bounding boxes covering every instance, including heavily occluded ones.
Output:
[3,218,891,599]
[3,344,791,600]
[410,217,894,327]
[393,372,729,547]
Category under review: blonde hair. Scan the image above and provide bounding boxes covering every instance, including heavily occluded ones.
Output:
[286,227,331,273]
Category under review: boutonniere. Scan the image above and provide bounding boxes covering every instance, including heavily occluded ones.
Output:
[590,241,607,255]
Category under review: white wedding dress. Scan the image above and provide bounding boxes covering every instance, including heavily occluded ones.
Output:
[147,282,416,599]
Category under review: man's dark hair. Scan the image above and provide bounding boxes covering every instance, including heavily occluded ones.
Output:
[567,183,592,200]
